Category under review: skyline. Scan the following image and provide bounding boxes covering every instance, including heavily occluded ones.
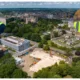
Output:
[0,2,80,8]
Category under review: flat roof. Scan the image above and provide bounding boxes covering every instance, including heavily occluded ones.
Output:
[2,36,28,45]
[30,48,65,72]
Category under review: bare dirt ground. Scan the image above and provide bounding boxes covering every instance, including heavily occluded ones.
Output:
[20,54,35,77]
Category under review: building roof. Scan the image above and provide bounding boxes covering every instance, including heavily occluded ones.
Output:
[2,36,29,45]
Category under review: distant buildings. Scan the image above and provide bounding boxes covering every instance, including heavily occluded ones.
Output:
[0,17,6,25]
[1,36,30,52]
[46,14,53,19]
[68,19,73,28]
[25,16,38,24]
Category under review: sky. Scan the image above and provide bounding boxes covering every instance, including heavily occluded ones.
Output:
[0,2,80,8]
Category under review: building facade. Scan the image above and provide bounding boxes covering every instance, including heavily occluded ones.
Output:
[1,36,30,52]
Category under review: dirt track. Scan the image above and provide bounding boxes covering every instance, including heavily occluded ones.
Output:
[21,54,35,77]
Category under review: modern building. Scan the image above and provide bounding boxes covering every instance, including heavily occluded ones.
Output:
[1,36,30,52]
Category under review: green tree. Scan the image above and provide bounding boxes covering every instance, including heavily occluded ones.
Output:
[0,53,28,78]
[43,34,50,40]
[31,33,41,42]
[58,62,71,77]
[38,42,43,48]
[43,45,50,51]
[4,27,11,33]
[70,61,80,78]
[12,27,18,34]
[12,69,28,78]
[41,39,47,44]
[0,60,16,78]
[54,31,59,37]
[33,62,71,78]
[50,74,62,78]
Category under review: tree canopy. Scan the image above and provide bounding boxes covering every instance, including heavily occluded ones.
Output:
[5,18,62,42]
[33,61,72,78]
[0,53,28,78]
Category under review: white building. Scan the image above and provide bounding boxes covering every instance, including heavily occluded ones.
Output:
[0,17,6,25]
[1,36,30,52]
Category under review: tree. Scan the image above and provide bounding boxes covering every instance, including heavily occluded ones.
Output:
[41,39,47,44]
[51,74,62,78]
[4,27,11,33]
[33,68,49,78]
[31,33,41,42]
[72,57,80,63]
[38,42,43,48]
[43,45,50,51]
[0,53,28,78]
[0,60,16,78]
[12,69,28,78]
[33,62,71,78]
[0,53,11,63]
[58,62,71,77]
[70,61,80,78]
[43,34,50,40]
[17,27,24,37]
[12,27,18,34]
[63,25,69,30]
[54,31,59,37]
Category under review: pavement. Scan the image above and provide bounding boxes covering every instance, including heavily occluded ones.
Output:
[29,48,65,72]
